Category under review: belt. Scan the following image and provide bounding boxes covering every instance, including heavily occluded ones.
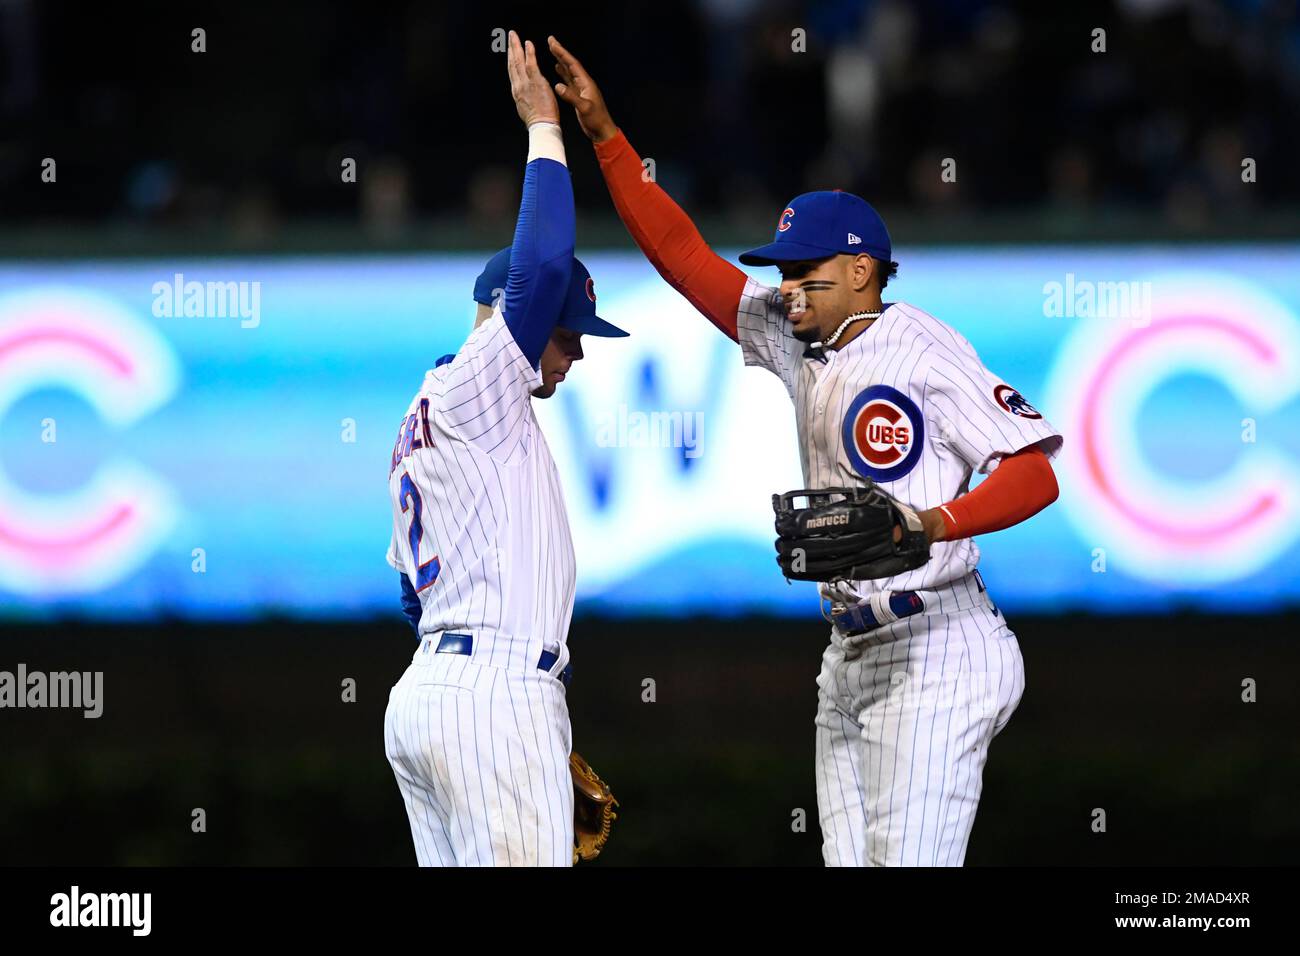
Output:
[431,632,572,688]
[828,571,995,639]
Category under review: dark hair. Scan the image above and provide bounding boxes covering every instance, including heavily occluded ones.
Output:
[874,257,899,290]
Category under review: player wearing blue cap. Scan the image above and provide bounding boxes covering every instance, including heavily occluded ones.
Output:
[551,36,1063,868]
[400,249,625,635]
[383,32,625,866]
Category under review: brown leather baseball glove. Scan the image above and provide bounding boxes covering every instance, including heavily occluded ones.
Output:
[570,751,618,864]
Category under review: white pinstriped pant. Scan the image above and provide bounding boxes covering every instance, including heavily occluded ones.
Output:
[384,642,574,867]
[814,599,1025,866]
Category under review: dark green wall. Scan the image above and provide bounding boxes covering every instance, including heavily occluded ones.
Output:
[1,613,1295,866]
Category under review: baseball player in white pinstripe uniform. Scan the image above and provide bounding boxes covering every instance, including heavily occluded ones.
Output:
[549,36,1063,866]
[734,274,1060,866]
[382,32,627,867]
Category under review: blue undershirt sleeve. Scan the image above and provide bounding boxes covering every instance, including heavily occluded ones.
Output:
[501,156,575,367]
[398,571,421,636]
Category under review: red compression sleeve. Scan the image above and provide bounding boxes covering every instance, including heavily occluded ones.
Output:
[594,130,746,340]
[938,446,1059,540]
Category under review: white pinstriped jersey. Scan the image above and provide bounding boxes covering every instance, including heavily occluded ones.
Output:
[736,278,1062,600]
[386,308,576,674]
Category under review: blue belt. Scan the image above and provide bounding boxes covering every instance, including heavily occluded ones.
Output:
[433,633,572,688]
[831,591,926,637]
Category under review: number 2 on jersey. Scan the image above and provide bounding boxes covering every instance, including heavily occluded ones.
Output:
[399,473,441,591]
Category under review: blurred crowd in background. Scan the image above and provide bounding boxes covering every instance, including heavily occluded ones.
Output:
[1,0,1298,241]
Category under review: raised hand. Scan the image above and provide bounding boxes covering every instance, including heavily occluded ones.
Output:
[507,30,560,127]
[548,35,616,143]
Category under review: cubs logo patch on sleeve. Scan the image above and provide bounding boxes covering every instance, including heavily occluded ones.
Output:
[842,384,925,482]
[993,384,1043,419]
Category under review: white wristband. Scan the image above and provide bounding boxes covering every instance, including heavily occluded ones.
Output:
[527,121,567,166]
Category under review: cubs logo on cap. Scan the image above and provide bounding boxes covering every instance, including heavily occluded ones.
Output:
[842,384,924,482]
[993,384,1042,419]
[562,258,626,337]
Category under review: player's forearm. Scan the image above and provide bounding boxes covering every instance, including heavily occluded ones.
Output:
[930,446,1059,541]
[503,122,575,367]
[593,129,745,340]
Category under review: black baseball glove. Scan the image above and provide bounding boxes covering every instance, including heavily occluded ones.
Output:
[772,484,931,582]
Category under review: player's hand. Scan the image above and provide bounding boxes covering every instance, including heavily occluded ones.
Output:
[507,30,560,128]
[892,508,947,544]
[919,508,947,544]
[548,36,616,143]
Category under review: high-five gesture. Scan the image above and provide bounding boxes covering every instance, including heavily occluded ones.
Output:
[548,36,616,144]
[507,30,560,128]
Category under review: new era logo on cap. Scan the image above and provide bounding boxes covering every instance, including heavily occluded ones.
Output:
[739,191,892,266]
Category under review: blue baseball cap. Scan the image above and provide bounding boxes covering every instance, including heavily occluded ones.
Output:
[738,191,892,266]
[473,248,628,338]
